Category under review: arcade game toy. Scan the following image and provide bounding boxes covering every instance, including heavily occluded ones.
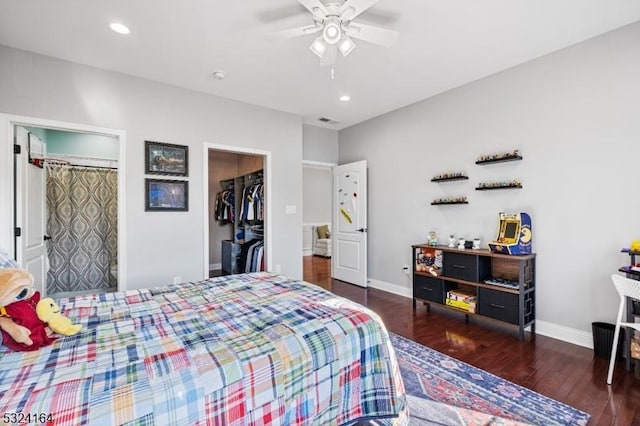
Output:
[488,212,532,255]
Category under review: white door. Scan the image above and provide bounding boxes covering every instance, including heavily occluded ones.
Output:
[332,160,367,287]
[14,126,48,296]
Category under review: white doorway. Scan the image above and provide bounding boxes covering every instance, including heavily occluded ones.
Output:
[202,143,272,279]
[0,114,127,294]
[302,160,334,255]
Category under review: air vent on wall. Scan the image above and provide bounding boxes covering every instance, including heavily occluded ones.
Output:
[318,117,341,125]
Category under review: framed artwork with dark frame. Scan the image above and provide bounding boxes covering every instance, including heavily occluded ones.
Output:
[145,179,189,212]
[145,140,189,176]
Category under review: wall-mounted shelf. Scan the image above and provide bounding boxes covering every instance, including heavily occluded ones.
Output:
[431,201,469,205]
[476,155,522,165]
[431,176,469,182]
[476,183,523,190]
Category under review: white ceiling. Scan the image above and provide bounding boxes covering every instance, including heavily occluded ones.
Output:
[1,0,639,130]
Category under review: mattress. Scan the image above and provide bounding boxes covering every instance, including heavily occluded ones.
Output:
[0,272,406,425]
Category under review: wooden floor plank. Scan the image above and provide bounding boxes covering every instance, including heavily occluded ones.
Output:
[303,255,640,425]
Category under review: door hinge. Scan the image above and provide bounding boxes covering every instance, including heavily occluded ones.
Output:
[14,144,21,154]
[14,227,21,237]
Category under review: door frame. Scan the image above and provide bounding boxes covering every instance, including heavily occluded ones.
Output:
[0,114,127,291]
[202,142,272,278]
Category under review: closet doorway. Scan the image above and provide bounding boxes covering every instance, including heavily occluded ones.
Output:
[0,114,126,298]
[203,144,271,278]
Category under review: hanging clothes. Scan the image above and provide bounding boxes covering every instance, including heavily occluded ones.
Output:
[214,189,235,223]
[239,183,264,223]
[239,239,265,273]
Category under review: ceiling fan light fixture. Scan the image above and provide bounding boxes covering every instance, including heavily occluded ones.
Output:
[309,37,327,58]
[322,20,341,45]
[338,36,356,57]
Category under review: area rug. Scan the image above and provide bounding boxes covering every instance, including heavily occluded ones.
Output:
[391,333,591,425]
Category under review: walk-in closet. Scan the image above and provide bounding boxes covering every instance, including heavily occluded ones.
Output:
[208,150,266,277]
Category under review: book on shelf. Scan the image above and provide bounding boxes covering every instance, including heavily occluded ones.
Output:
[445,298,476,313]
[447,289,476,301]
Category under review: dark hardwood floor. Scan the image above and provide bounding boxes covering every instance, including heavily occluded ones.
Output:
[303,255,640,425]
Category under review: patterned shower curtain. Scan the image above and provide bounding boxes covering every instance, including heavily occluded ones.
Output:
[46,164,118,294]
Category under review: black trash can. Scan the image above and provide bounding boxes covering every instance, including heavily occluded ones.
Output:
[592,322,624,360]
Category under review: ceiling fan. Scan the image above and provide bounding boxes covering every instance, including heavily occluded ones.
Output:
[273,0,399,66]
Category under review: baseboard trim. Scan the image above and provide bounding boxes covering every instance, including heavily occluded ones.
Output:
[534,320,593,349]
[303,250,313,256]
[367,278,412,299]
[367,277,594,349]
[209,263,221,271]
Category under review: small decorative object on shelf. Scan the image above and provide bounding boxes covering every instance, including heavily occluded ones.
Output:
[428,231,439,247]
[431,196,468,205]
[476,149,522,165]
[448,235,456,248]
[473,238,481,250]
[620,247,640,276]
[476,180,523,190]
[488,212,532,255]
[457,238,466,250]
[431,172,469,182]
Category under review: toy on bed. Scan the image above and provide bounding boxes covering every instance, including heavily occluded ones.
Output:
[36,297,82,336]
[0,268,57,351]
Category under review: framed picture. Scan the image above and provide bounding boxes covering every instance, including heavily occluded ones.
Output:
[145,179,188,212]
[145,141,188,176]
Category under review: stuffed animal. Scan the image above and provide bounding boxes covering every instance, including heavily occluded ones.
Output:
[0,268,56,351]
[36,298,81,336]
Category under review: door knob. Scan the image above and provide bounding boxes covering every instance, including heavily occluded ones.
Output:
[43,235,51,241]
[356,228,367,233]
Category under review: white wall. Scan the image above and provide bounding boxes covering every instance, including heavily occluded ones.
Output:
[46,129,119,159]
[0,44,303,288]
[303,166,332,223]
[339,22,640,346]
[303,124,338,163]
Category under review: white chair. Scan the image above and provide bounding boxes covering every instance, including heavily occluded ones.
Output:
[311,225,332,257]
[607,273,640,385]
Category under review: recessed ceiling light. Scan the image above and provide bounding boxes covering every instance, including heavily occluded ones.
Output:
[339,95,351,102]
[213,71,226,80]
[110,23,130,35]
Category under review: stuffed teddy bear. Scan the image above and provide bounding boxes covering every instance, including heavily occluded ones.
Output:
[36,298,82,336]
[0,268,56,351]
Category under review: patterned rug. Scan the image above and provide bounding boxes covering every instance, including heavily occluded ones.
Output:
[391,333,591,425]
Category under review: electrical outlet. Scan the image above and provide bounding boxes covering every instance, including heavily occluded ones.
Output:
[402,265,410,276]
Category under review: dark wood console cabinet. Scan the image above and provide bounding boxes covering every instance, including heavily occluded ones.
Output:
[412,244,536,340]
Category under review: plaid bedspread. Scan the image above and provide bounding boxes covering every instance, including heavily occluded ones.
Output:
[0,273,406,425]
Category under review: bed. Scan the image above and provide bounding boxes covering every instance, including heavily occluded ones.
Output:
[0,272,407,425]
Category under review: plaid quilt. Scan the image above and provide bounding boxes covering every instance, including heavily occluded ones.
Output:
[0,273,407,425]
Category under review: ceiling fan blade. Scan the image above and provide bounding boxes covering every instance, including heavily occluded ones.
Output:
[340,0,379,21]
[345,22,398,47]
[271,24,321,39]
[320,45,337,67]
[298,0,328,15]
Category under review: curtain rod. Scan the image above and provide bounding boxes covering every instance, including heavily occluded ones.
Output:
[45,162,117,171]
